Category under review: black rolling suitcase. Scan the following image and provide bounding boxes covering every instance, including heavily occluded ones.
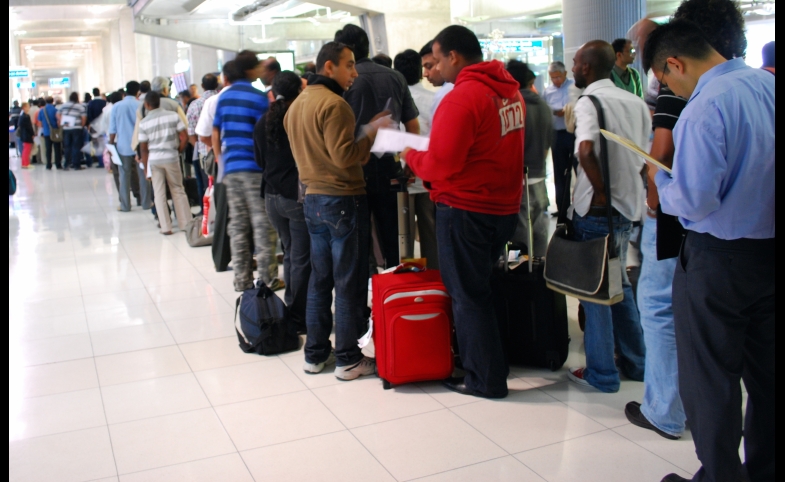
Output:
[493,168,570,371]
[211,181,232,272]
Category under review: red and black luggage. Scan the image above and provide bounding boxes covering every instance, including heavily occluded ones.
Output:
[372,266,454,389]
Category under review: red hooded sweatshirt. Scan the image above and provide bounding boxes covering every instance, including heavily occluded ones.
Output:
[406,60,525,215]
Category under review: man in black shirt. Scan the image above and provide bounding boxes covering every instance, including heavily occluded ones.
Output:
[334,25,419,269]
[86,88,107,167]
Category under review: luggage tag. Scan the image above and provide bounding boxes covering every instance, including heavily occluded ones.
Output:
[357,315,373,348]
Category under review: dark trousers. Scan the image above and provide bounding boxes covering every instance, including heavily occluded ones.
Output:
[266,193,311,329]
[193,156,208,208]
[366,176,399,269]
[673,232,774,482]
[304,195,370,367]
[44,136,62,169]
[436,203,517,397]
[63,129,83,169]
[551,129,576,216]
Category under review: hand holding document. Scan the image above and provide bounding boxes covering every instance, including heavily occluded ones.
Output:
[106,144,123,166]
[600,129,672,174]
[371,128,429,155]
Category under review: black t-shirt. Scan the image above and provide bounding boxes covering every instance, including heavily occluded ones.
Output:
[253,112,299,201]
[652,84,688,260]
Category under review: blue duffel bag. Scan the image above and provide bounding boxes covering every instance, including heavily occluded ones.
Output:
[234,281,299,356]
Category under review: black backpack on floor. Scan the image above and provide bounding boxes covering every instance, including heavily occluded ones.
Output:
[234,282,299,356]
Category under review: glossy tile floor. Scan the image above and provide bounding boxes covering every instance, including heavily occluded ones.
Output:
[9,159,704,482]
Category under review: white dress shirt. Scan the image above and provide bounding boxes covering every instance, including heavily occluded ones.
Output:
[570,79,651,222]
[194,91,222,138]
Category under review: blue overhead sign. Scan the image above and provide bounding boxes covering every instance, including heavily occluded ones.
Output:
[9,68,30,78]
[49,77,70,87]
[15,81,37,89]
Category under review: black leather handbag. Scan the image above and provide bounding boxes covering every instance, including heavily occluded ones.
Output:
[543,95,624,305]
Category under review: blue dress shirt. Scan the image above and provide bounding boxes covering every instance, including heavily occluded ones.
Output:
[109,96,141,157]
[655,58,775,240]
[543,78,574,131]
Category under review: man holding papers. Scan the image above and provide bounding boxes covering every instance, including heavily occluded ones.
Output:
[402,26,524,399]
[644,21,775,482]
[564,40,650,394]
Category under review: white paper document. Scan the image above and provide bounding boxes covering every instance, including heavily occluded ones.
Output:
[106,144,123,166]
[370,128,429,154]
[600,129,672,174]
[60,115,78,128]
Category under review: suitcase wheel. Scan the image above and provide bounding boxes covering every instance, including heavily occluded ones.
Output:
[548,360,559,372]
[382,379,392,390]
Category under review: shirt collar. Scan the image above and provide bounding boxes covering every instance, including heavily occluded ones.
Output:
[689,58,747,102]
[582,78,615,95]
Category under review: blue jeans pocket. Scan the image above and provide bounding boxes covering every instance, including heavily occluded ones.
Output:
[313,196,355,238]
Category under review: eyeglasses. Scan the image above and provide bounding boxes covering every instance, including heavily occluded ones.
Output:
[658,57,675,88]
[629,48,636,54]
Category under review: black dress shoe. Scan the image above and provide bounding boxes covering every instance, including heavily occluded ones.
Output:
[661,473,690,482]
[625,401,680,440]
[441,377,506,399]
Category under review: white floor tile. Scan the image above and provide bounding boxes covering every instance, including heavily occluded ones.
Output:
[17,295,85,319]
[118,453,254,482]
[165,314,237,344]
[90,323,176,356]
[178,336,261,372]
[540,380,645,428]
[313,377,444,428]
[14,358,99,399]
[195,358,307,406]
[514,429,691,482]
[241,430,395,482]
[10,312,89,341]
[109,408,236,475]
[95,346,191,386]
[215,390,345,451]
[101,373,211,424]
[82,288,155,313]
[450,388,606,453]
[15,333,94,367]
[9,427,117,482]
[86,304,165,332]
[414,456,545,482]
[10,388,106,441]
[276,347,344,389]
[613,424,701,476]
[155,295,234,322]
[352,409,507,481]
[146,278,218,304]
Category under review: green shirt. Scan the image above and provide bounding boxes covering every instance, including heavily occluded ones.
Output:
[610,66,643,98]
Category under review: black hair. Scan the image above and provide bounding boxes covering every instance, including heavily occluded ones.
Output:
[762,41,775,68]
[126,81,140,96]
[92,87,100,96]
[37,98,46,107]
[140,80,151,93]
[144,90,161,109]
[222,60,245,83]
[69,92,79,103]
[506,60,535,88]
[109,91,123,104]
[393,49,422,85]
[372,53,392,68]
[178,90,191,99]
[236,50,261,74]
[433,25,483,63]
[334,24,370,60]
[419,40,434,58]
[46,97,54,104]
[84,93,92,103]
[673,0,746,60]
[643,20,715,72]
[267,59,281,73]
[304,62,316,74]
[266,71,302,150]
[611,38,629,54]
[202,73,219,91]
[316,41,352,73]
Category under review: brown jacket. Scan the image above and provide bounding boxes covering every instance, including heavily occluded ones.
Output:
[284,83,371,196]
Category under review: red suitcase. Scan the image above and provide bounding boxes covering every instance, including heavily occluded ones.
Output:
[371,267,454,389]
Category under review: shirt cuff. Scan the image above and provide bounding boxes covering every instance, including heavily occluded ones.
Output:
[654,169,672,190]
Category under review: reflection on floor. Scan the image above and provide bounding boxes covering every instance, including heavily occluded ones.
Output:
[9,159,703,482]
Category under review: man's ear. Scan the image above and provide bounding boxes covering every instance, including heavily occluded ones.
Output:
[323,60,334,77]
[667,57,686,76]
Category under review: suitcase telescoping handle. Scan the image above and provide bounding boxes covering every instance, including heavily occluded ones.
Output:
[504,167,534,274]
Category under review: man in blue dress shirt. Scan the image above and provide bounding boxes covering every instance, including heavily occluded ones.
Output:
[542,61,576,217]
[644,20,775,482]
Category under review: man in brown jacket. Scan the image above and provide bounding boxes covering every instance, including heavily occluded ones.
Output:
[285,41,389,381]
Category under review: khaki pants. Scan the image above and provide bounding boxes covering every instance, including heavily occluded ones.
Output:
[151,161,192,233]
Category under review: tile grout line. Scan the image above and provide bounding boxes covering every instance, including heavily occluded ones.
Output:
[610,426,696,476]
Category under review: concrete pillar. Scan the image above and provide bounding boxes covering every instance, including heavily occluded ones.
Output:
[561,0,645,68]
[135,34,154,83]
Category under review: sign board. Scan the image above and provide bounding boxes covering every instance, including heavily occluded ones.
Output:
[9,67,30,78]
[49,77,70,88]
[15,81,37,89]
[256,51,295,72]
[479,38,546,53]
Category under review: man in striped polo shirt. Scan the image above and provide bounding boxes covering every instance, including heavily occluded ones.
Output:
[213,51,280,292]
[138,91,192,235]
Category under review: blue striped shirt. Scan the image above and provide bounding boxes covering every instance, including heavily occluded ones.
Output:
[213,79,268,175]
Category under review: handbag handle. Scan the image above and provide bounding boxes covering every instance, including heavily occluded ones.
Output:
[580,95,617,258]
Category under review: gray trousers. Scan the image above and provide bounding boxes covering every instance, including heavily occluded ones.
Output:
[118,154,151,212]
[223,172,278,291]
[510,181,550,257]
[412,193,439,269]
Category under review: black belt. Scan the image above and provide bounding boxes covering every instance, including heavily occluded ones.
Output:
[587,205,621,218]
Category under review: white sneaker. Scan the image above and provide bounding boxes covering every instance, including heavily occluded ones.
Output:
[567,367,593,388]
[303,352,335,374]
[335,357,377,381]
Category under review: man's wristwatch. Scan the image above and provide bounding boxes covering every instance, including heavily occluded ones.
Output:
[646,205,658,218]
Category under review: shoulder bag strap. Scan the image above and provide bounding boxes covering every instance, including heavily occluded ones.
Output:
[581,94,617,258]
[43,107,54,130]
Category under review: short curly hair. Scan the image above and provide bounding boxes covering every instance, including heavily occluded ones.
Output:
[673,0,746,60]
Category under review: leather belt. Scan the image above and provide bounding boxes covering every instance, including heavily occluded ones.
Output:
[587,205,621,218]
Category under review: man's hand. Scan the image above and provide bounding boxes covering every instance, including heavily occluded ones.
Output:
[400,147,412,161]
[591,191,608,207]
[554,109,565,117]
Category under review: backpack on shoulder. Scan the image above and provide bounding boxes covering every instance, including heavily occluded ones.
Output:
[234,282,299,356]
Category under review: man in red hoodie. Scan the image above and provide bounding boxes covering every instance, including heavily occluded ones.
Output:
[402,25,525,399]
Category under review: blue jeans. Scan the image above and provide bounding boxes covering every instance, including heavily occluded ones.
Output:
[266,194,311,328]
[637,217,685,436]
[63,129,83,169]
[436,203,518,397]
[304,195,370,367]
[572,211,646,393]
